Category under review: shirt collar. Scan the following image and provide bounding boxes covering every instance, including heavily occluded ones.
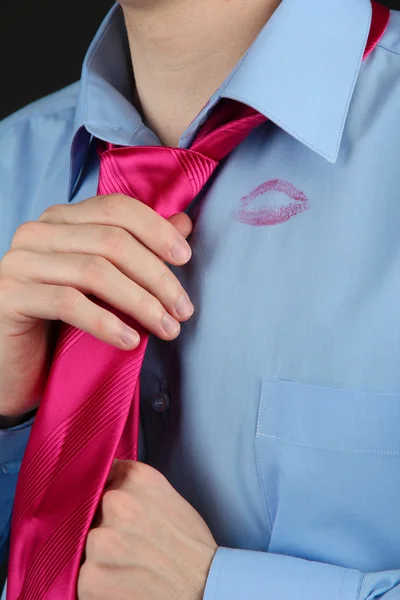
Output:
[73,6,156,146]
[221,0,372,163]
[70,0,372,199]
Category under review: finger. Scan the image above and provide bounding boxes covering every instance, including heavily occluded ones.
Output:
[38,195,192,266]
[104,459,130,489]
[85,528,138,567]
[104,461,162,494]
[8,224,194,322]
[5,281,140,350]
[104,461,157,494]
[3,250,182,340]
[168,212,193,239]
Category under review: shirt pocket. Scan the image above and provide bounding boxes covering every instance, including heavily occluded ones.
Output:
[256,379,400,573]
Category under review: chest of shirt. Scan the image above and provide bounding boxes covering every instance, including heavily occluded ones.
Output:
[53,114,400,571]
[4,88,400,573]
[137,118,400,571]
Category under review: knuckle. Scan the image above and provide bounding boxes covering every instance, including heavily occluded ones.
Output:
[137,288,159,317]
[0,249,29,279]
[91,311,114,339]
[164,232,185,258]
[0,249,18,271]
[98,306,129,341]
[54,286,80,318]
[127,460,149,482]
[86,528,112,557]
[155,268,184,301]
[101,226,130,254]
[11,221,39,247]
[102,489,134,522]
[141,213,159,237]
[0,277,18,312]
[38,204,62,221]
[99,194,127,220]
[79,255,108,281]
[135,461,165,487]
[144,214,172,248]
[119,459,159,487]
[156,266,173,287]
[78,563,105,599]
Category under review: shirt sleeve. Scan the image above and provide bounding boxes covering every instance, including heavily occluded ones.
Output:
[0,418,33,563]
[203,547,400,600]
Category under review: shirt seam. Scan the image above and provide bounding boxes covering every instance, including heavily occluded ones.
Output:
[255,381,274,531]
[376,43,400,57]
[330,6,371,161]
[211,553,226,600]
[336,569,347,600]
[355,574,365,600]
[257,432,400,456]
[0,105,77,141]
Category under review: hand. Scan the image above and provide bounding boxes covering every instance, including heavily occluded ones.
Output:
[78,461,217,600]
[0,194,194,419]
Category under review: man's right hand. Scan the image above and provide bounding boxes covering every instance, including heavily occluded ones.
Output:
[0,194,194,421]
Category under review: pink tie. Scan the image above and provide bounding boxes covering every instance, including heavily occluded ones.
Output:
[7,100,266,600]
[7,5,389,597]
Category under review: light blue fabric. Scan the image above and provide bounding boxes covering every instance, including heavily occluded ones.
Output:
[1,1,400,598]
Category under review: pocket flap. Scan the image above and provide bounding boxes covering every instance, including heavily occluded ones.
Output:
[257,379,400,454]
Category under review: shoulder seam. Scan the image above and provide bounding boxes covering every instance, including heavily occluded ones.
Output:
[0,104,77,140]
[0,82,79,138]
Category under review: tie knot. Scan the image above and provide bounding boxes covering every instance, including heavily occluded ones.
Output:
[98,145,219,217]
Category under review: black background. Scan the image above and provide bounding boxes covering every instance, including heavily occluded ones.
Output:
[0,0,399,120]
[0,0,113,119]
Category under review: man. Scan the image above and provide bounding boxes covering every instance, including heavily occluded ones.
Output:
[1,0,400,598]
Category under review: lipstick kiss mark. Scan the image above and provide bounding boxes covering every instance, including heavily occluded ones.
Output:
[233,179,309,226]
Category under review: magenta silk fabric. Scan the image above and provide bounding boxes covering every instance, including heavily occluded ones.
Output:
[364,0,389,59]
[7,100,266,600]
[7,5,389,597]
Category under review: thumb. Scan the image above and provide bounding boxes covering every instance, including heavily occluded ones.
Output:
[168,212,193,239]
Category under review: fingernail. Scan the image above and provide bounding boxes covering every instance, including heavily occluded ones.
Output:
[170,239,191,264]
[175,294,194,318]
[162,313,180,336]
[120,326,140,347]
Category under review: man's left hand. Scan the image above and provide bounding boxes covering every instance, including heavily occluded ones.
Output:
[78,460,217,600]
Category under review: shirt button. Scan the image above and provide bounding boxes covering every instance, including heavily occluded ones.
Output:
[1,462,20,474]
[151,392,170,413]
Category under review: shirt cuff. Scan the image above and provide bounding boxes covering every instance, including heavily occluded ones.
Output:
[203,547,363,600]
[0,416,34,470]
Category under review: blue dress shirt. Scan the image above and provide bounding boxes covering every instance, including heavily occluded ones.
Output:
[2,1,400,598]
